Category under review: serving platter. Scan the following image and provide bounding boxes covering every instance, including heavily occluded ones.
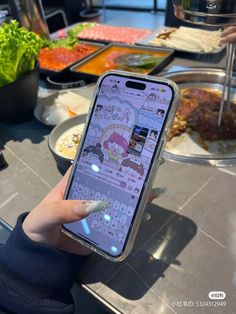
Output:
[136,26,225,55]
[39,41,104,77]
[77,24,152,45]
[160,68,236,166]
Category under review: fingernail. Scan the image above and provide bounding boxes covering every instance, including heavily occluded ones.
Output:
[84,201,109,215]
[151,187,167,199]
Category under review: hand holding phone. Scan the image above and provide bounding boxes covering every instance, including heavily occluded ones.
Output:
[22,167,107,256]
[63,71,180,261]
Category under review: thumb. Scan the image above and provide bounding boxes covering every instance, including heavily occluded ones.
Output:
[23,200,108,235]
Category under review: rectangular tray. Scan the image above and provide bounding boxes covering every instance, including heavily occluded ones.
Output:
[69,43,174,82]
[136,26,226,55]
[39,41,105,77]
[76,24,152,45]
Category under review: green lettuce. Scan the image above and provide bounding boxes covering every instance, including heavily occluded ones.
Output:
[0,20,44,87]
[43,23,97,49]
[67,23,97,40]
[43,37,77,49]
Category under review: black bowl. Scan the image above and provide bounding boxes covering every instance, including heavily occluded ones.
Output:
[0,64,39,124]
[48,115,87,173]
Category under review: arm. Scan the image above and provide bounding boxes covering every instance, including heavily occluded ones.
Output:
[0,168,107,314]
[0,213,86,314]
[0,166,159,314]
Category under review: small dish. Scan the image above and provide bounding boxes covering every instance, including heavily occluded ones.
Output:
[48,115,87,172]
[34,84,95,127]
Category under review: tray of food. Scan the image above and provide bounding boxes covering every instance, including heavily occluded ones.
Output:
[70,43,174,80]
[160,69,236,166]
[136,26,225,54]
[39,40,104,76]
[76,24,152,45]
[39,24,105,76]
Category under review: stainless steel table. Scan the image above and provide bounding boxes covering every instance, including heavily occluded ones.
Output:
[0,56,235,314]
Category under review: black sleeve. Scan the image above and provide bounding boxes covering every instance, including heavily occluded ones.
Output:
[0,213,87,314]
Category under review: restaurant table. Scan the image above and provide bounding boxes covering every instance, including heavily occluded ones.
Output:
[0,54,236,314]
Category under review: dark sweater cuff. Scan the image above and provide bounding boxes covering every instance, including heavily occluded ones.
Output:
[0,213,87,313]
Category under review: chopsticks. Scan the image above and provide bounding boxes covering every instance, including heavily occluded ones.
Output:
[218,42,236,126]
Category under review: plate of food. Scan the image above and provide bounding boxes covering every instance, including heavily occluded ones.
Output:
[136,26,225,54]
[39,24,104,76]
[70,43,174,81]
[161,69,236,166]
[34,84,95,126]
[76,24,152,45]
[39,40,104,76]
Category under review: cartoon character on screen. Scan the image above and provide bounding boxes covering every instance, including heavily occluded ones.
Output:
[111,84,119,94]
[119,157,144,179]
[145,93,160,108]
[122,108,130,124]
[82,143,104,165]
[147,93,157,102]
[157,109,165,118]
[95,104,103,119]
[103,132,128,164]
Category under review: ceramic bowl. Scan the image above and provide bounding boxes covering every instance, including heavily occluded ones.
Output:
[48,114,87,173]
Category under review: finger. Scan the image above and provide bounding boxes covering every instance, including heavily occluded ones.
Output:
[55,166,73,193]
[23,200,108,234]
[220,33,236,44]
[221,26,236,37]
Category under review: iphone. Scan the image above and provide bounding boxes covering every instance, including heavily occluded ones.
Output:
[62,71,180,261]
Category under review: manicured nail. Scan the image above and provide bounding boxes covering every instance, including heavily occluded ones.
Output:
[151,187,167,199]
[85,201,109,215]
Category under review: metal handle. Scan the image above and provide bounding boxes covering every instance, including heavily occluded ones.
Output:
[217,42,236,126]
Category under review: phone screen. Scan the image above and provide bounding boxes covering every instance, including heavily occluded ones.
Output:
[64,74,174,257]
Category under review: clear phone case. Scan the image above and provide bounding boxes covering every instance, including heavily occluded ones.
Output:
[62,70,180,262]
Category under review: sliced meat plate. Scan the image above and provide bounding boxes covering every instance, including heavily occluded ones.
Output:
[77,25,152,45]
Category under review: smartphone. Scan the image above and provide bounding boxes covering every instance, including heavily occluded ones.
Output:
[62,71,180,261]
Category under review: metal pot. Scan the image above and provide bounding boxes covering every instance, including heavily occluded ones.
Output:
[8,0,49,38]
[173,0,236,26]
